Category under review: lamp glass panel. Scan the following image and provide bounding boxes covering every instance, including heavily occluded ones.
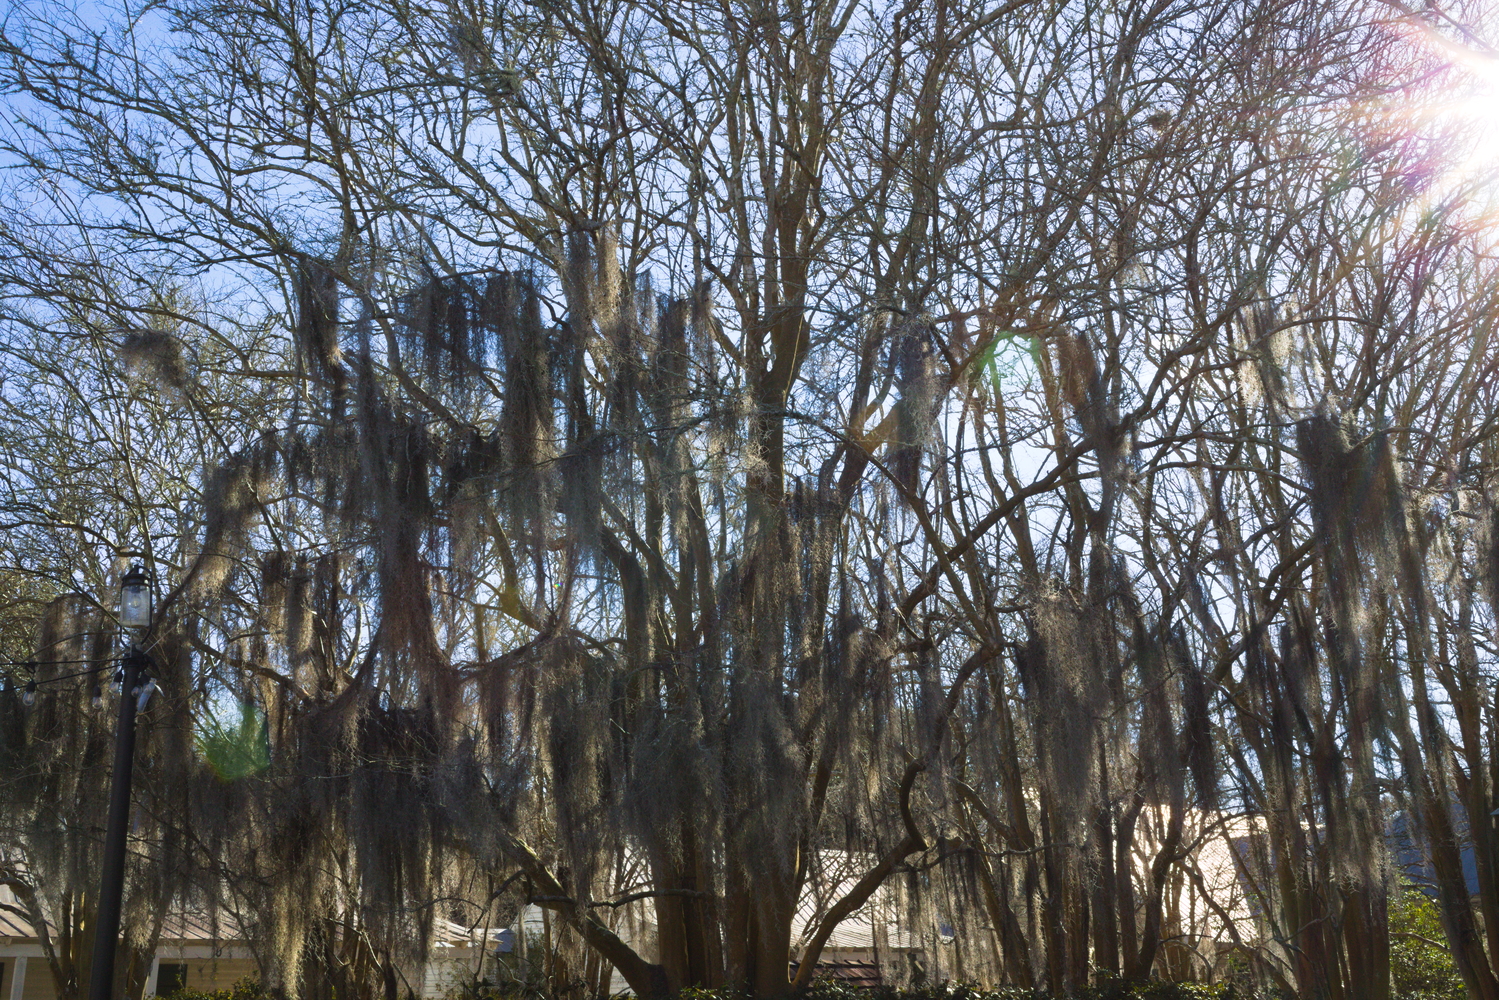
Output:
[120,584,150,628]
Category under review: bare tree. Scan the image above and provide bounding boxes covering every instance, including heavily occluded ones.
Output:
[6,0,1499,998]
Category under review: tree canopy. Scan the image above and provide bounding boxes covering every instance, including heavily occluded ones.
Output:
[3,0,1499,998]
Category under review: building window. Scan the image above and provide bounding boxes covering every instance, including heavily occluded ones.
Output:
[156,963,189,996]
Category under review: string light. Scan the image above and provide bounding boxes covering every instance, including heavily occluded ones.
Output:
[4,577,160,717]
[3,659,143,706]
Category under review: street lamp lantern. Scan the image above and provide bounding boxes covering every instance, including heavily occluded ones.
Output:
[90,562,156,1000]
[119,564,151,630]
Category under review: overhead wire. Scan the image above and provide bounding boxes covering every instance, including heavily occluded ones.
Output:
[15,662,121,683]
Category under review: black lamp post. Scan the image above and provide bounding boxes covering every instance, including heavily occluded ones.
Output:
[88,564,153,1000]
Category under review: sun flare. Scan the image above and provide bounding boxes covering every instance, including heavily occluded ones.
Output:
[1375,17,1499,231]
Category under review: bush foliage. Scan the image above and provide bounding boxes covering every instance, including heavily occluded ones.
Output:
[453,979,1285,1000]
[778,982,1258,1000]
[1390,888,1467,1000]
[151,980,273,1000]
[155,975,1300,1000]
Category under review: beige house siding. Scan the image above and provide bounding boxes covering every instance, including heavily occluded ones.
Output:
[21,963,53,1000]
[0,954,260,1000]
[172,958,258,993]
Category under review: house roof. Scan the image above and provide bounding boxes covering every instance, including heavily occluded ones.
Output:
[790,959,884,988]
[1388,808,1482,897]
[0,904,31,939]
[0,886,242,945]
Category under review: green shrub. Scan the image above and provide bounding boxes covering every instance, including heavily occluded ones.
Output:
[459,975,1298,1000]
[653,979,1280,1000]
[1391,888,1466,1000]
[149,978,272,1000]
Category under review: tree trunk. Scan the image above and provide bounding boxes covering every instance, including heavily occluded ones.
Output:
[1135,789,1184,980]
